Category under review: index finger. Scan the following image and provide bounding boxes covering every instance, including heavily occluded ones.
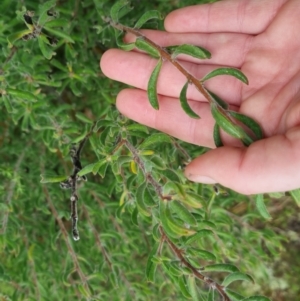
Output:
[165,0,287,34]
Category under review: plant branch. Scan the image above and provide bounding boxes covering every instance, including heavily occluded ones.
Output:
[159,226,231,301]
[108,21,215,104]
[124,139,172,200]
[42,184,91,297]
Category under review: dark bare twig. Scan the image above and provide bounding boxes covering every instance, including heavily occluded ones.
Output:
[60,123,96,241]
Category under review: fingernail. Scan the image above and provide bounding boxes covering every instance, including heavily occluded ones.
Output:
[186,174,216,184]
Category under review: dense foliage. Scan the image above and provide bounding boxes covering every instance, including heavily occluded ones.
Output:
[1,1,300,300]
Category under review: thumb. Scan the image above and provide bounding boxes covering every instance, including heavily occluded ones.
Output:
[184,130,300,195]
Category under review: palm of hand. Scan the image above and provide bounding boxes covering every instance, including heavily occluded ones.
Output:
[101,0,300,194]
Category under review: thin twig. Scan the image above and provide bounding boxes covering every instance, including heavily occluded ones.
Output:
[60,123,96,240]
[108,21,215,104]
[42,185,91,297]
[159,227,231,301]
[124,140,172,200]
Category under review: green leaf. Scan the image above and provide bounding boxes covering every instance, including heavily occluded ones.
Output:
[92,159,107,175]
[226,290,245,301]
[134,10,163,29]
[6,88,37,102]
[147,58,162,109]
[211,103,253,146]
[201,67,248,84]
[44,27,75,43]
[185,229,214,244]
[255,194,272,220]
[40,174,68,183]
[203,264,239,273]
[191,249,216,261]
[170,200,197,226]
[135,37,161,58]
[127,123,149,133]
[146,243,159,282]
[136,182,151,217]
[207,89,228,109]
[38,35,53,60]
[229,111,263,141]
[187,276,199,301]
[98,162,109,178]
[43,18,69,28]
[38,0,56,26]
[115,29,135,51]
[170,44,211,60]
[179,82,200,119]
[75,112,93,124]
[143,187,156,207]
[139,133,172,149]
[7,29,32,47]
[110,0,132,22]
[241,297,271,301]
[213,123,223,147]
[178,276,191,298]
[159,200,180,238]
[164,203,196,237]
[208,288,215,301]
[77,163,97,177]
[289,188,300,207]
[222,272,254,287]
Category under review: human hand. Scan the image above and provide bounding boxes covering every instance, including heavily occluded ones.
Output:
[100,0,300,194]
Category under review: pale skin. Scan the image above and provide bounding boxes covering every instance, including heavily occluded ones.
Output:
[101,0,300,195]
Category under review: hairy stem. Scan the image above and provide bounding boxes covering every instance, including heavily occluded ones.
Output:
[159,226,231,301]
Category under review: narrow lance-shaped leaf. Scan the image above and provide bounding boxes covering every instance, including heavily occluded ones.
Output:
[44,27,75,43]
[38,0,57,26]
[136,182,151,217]
[146,242,159,282]
[38,35,53,60]
[226,289,245,301]
[114,29,135,51]
[222,272,254,287]
[208,288,215,301]
[6,88,37,102]
[185,229,214,244]
[139,132,172,149]
[7,29,32,47]
[110,0,132,22]
[148,59,162,109]
[201,67,248,84]
[203,263,239,273]
[255,194,272,220]
[211,103,253,146]
[213,123,223,147]
[40,174,68,183]
[170,200,197,226]
[179,81,200,119]
[134,10,163,29]
[178,276,191,299]
[170,44,211,60]
[229,111,263,141]
[207,89,228,109]
[187,276,199,301]
[135,37,161,58]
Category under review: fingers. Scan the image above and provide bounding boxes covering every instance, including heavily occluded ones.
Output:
[165,0,287,34]
[100,49,245,105]
[185,128,300,194]
[116,88,216,148]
